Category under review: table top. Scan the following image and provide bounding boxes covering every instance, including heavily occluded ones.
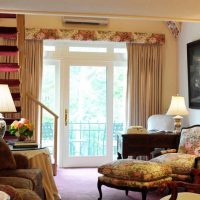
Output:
[122,131,175,136]
[7,140,44,151]
[11,146,50,160]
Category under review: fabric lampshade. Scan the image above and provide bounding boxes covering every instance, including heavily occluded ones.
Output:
[0,84,16,113]
[166,96,188,116]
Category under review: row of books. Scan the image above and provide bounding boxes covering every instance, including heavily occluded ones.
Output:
[7,140,38,148]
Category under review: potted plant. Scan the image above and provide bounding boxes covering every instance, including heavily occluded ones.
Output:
[10,118,33,141]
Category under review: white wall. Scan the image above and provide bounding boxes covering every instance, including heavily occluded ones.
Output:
[179,22,200,126]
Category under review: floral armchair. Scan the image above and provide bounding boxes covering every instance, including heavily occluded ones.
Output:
[97,125,200,200]
[151,125,200,182]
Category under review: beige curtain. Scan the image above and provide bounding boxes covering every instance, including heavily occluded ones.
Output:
[126,43,163,128]
[21,40,43,140]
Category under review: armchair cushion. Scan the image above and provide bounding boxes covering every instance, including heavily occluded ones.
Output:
[0,139,16,170]
[151,153,196,175]
[98,159,172,182]
[178,125,200,155]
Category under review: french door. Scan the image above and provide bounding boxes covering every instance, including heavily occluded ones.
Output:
[62,63,113,167]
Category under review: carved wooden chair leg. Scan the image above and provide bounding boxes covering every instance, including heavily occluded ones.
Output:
[125,189,129,196]
[141,187,148,200]
[97,180,103,200]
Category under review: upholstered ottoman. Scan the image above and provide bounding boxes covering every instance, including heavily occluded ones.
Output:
[98,159,172,200]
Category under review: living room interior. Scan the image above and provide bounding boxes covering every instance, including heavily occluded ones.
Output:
[1,1,200,200]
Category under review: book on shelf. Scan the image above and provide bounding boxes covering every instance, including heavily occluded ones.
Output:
[13,141,38,148]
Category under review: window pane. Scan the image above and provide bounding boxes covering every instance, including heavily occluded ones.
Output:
[41,64,56,157]
[44,45,55,52]
[69,47,107,53]
[69,66,107,157]
[113,66,127,158]
[114,48,127,54]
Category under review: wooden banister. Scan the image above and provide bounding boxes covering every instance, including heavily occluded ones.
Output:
[26,92,58,175]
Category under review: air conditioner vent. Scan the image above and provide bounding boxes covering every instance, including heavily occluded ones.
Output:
[63,17,109,25]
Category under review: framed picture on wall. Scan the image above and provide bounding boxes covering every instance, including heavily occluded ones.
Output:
[187,40,200,109]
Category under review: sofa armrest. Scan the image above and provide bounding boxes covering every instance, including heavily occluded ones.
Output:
[0,169,42,188]
[160,149,177,155]
[0,177,33,190]
[0,169,43,199]
[13,154,29,169]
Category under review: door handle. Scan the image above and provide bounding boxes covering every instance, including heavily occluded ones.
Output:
[64,108,68,126]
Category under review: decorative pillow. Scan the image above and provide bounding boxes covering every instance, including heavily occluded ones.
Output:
[98,159,172,182]
[0,139,16,170]
[151,153,196,175]
[178,126,200,155]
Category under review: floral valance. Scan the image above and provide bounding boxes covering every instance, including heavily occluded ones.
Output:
[25,28,165,45]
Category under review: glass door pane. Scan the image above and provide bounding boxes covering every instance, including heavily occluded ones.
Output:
[113,66,127,158]
[68,66,107,157]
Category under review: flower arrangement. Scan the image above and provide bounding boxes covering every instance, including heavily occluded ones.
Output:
[10,118,33,139]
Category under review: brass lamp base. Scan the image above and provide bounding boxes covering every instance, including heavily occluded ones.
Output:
[173,115,182,134]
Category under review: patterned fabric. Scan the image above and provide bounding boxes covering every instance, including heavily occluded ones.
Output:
[0,184,22,200]
[0,169,43,198]
[98,175,172,189]
[25,28,165,45]
[151,153,196,175]
[98,159,172,182]
[178,126,200,155]
[17,189,41,200]
[0,177,33,190]
[0,139,16,170]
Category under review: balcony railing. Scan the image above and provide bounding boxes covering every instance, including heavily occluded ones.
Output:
[42,121,124,157]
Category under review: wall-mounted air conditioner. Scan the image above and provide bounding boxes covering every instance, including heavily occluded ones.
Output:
[63,16,109,25]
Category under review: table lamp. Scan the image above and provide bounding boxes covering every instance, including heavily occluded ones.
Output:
[0,84,16,138]
[166,95,189,134]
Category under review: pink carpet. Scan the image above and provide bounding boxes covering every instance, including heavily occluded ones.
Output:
[54,168,168,200]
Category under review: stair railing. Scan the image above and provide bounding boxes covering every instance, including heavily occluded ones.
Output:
[26,92,59,175]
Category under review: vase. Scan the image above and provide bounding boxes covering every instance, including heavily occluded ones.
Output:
[18,135,27,141]
[0,119,6,139]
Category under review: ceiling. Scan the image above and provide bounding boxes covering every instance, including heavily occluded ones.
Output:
[0,0,200,22]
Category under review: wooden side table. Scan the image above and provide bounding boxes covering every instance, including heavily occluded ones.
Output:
[119,132,180,159]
